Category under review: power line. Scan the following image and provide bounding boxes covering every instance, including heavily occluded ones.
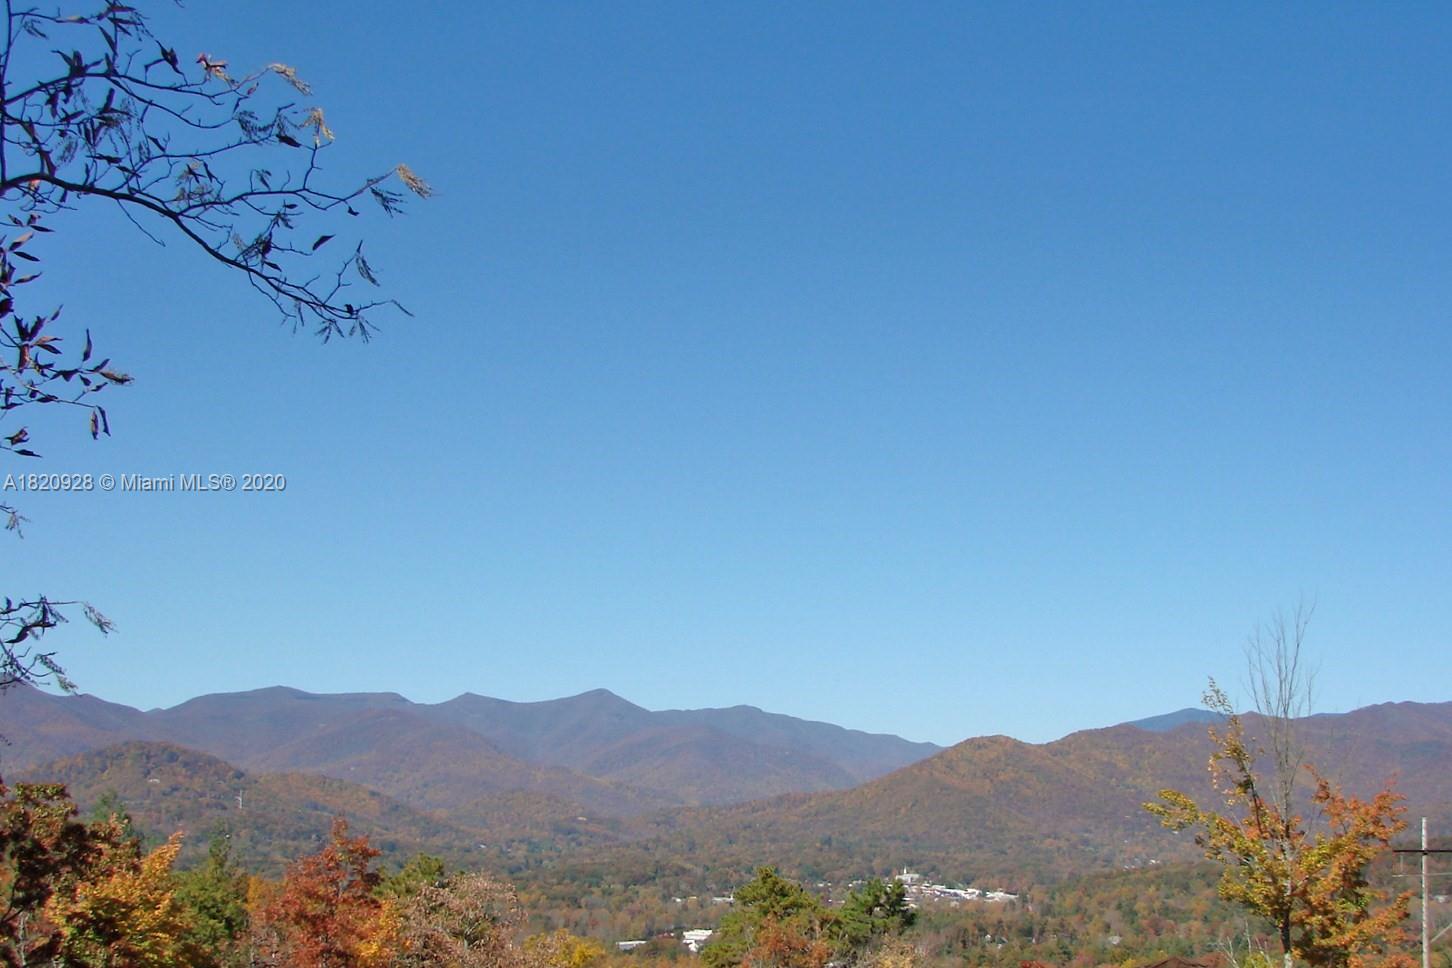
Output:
[1391,820,1450,968]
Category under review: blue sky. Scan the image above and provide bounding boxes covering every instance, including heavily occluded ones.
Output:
[7,2,1450,745]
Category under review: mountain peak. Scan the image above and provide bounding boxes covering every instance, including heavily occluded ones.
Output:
[1122,707,1225,733]
[566,687,639,707]
[162,685,411,711]
[5,684,944,809]
[441,688,641,711]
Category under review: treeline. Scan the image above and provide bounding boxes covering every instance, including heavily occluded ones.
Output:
[0,777,605,967]
[908,865,1257,968]
[7,777,1444,968]
[518,859,1445,968]
[0,779,917,968]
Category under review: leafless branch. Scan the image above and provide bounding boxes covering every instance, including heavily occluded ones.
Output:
[0,1,427,693]
[1244,599,1318,819]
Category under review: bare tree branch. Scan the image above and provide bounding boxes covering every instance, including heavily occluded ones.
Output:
[1,0,428,692]
[1244,599,1318,819]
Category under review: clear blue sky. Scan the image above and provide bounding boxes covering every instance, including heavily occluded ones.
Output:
[9,2,1450,745]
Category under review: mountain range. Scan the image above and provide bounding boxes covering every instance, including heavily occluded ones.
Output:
[593,700,1452,887]
[0,684,940,812]
[4,685,1450,887]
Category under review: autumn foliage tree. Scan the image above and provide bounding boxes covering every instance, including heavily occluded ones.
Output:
[0,781,97,965]
[742,918,834,968]
[1147,683,1412,968]
[522,928,606,968]
[1,780,200,967]
[43,831,199,968]
[252,818,386,968]
[380,871,531,968]
[7,786,556,968]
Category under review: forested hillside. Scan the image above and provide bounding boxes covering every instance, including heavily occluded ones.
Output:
[0,684,938,809]
[12,698,1452,894]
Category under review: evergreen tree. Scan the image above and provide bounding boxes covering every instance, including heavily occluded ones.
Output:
[835,879,916,958]
[702,869,834,968]
[378,855,447,900]
[174,829,250,965]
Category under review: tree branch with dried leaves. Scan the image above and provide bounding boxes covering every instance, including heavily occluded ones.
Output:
[1,0,429,692]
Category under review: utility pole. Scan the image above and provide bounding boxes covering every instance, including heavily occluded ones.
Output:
[1394,818,1452,968]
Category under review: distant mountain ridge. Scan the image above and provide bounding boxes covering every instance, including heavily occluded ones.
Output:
[582,700,1452,887]
[0,683,940,812]
[7,693,1451,892]
[1121,707,1224,732]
